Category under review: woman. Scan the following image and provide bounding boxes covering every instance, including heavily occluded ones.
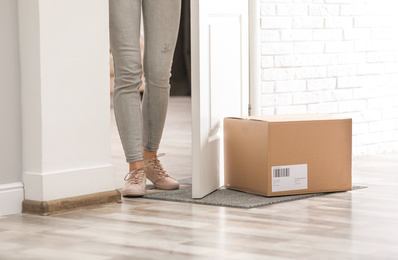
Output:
[109,0,181,196]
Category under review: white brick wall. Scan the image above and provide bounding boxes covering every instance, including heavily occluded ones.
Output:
[260,0,398,156]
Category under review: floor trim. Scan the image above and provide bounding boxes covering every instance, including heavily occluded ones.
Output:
[23,164,115,201]
[22,189,122,216]
[0,182,24,216]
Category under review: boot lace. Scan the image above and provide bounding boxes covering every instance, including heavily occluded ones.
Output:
[124,168,145,184]
[146,153,170,181]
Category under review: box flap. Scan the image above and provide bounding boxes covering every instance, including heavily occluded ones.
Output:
[228,114,351,123]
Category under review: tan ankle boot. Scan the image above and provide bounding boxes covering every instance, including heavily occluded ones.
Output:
[144,153,179,190]
[122,167,146,197]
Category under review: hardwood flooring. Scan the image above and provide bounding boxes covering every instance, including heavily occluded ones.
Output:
[1,97,398,259]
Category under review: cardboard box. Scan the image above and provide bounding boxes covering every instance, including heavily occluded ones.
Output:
[224,114,352,196]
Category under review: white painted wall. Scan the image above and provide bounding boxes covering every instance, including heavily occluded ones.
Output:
[0,0,24,215]
[19,0,115,202]
[0,0,22,185]
[0,0,114,215]
[259,0,398,156]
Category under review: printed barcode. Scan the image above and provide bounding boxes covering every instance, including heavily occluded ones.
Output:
[273,168,290,178]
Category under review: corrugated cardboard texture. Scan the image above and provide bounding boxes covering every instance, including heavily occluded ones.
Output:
[224,115,352,197]
[224,119,268,194]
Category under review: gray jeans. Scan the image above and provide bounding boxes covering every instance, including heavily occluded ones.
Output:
[109,0,181,162]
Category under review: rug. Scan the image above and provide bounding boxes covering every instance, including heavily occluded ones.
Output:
[142,180,366,209]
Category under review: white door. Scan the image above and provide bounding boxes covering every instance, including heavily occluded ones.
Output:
[191,0,249,198]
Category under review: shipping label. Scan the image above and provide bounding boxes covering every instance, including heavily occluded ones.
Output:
[271,164,308,192]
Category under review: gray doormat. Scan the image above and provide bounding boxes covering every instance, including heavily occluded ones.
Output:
[143,181,366,209]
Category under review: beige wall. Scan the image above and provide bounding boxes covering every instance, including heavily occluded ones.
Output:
[0,0,22,184]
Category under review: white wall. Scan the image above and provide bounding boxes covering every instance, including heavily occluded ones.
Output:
[1,0,114,215]
[0,0,22,184]
[19,0,115,202]
[259,0,398,156]
[0,0,23,216]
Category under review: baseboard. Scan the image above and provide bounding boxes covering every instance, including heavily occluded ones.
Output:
[0,182,24,216]
[23,164,115,201]
[22,189,122,216]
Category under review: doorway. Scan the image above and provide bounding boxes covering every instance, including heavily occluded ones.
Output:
[110,0,192,189]
[111,0,257,197]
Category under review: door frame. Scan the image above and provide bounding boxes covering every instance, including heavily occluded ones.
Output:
[249,0,261,116]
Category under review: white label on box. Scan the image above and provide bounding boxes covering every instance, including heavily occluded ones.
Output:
[271,164,308,192]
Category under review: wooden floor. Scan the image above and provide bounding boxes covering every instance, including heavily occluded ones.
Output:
[1,97,398,260]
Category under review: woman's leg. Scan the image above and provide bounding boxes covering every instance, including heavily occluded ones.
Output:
[109,0,144,166]
[141,0,181,156]
[139,0,181,190]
